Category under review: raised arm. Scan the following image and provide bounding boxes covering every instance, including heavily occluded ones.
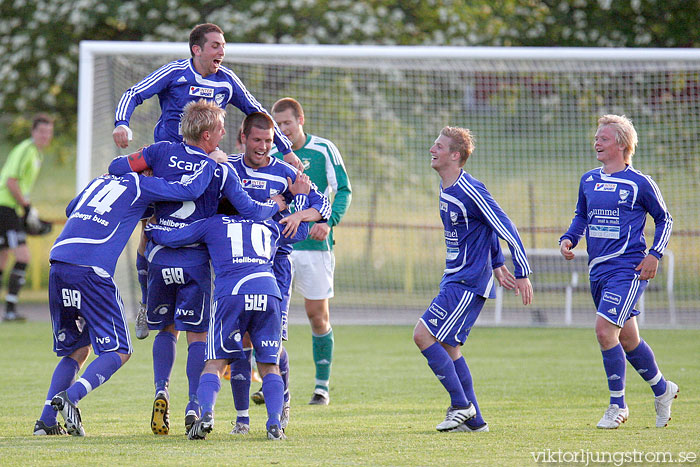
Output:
[219,163,280,221]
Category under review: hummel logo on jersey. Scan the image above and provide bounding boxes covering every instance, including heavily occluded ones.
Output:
[242,179,267,189]
[608,374,621,381]
[429,319,438,327]
[189,86,214,98]
[586,175,594,182]
[177,76,187,83]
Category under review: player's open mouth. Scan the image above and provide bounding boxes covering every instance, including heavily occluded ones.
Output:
[213,59,222,66]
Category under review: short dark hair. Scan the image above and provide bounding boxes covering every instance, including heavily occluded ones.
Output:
[242,112,274,137]
[32,113,54,130]
[271,97,304,119]
[189,23,224,57]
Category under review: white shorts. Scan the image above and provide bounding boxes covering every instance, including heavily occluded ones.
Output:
[290,249,335,300]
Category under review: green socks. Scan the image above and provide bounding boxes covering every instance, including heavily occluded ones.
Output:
[312,328,334,390]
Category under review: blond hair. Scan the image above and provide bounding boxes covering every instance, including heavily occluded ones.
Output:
[440,126,475,165]
[181,99,225,142]
[597,114,638,163]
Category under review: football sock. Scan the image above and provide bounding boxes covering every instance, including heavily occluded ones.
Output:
[136,253,148,304]
[312,328,333,391]
[5,262,27,313]
[196,372,221,415]
[601,343,626,408]
[262,373,284,430]
[421,342,469,408]
[186,341,206,415]
[625,338,667,397]
[40,356,80,425]
[153,331,177,395]
[279,345,290,403]
[66,352,122,404]
[231,348,252,423]
[453,356,485,426]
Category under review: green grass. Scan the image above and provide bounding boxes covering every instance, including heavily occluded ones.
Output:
[0,324,698,465]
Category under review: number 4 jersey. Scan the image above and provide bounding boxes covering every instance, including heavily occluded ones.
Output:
[49,161,216,277]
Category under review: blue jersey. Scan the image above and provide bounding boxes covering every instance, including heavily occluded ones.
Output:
[109,142,279,266]
[146,196,309,301]
[49,161,215,276]
[114,58,292,154]
[227,153,331,256]
[560,165,672,280]
[439,170,531,298]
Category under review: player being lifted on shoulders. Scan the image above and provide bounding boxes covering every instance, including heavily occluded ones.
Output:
[146,173,313,441]
[560,114,677,429]
[112,22,302,344]
[109,99,283,436]
[34,154,217,436]
[413,126,532,433]
[219,112,330,434]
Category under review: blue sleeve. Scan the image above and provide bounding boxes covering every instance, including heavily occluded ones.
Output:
[470,182,532,278]
[138,160,215,203]
[490,233,505,269]
[108,155,133,176]
[146,218,209,248]
[115,63,176,128]
[65,194,80,218]
[220,164,280,221]
[639,176,673,258]
[222,69,293,155]
[560,178,588,248]
[306,181,332,222]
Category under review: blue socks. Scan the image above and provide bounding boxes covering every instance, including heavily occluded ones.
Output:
[421,342,469,408]
[153,331,177,395]
[279,346,290,403]
[40,356,80,425]
[453,356,485,426]
[66,352,123,404]
[262,373,284,430]
[197,372,221,415]
[626,339,667,397]
[230,349,252,423]
[185,341,206,415]
[601,344,626,408]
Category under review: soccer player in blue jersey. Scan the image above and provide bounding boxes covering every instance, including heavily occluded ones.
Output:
[145,174,312,441]
[33,156,217,436]
[221,112,330,434]
[559,114,678,429]
[413,126,533,433]
[112,22,302,342]
[109,99,283,436]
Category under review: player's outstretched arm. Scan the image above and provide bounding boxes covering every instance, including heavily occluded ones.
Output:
[514,277,533,306]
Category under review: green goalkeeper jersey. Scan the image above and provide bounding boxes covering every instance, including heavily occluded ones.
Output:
[0,138,43,212]
[272,133,351,251]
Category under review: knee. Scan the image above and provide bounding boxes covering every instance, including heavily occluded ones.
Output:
[413,322,433,350]
[118,352,131,365]
[595,326,619,349]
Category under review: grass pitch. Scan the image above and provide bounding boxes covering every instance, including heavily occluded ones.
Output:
[0,323,697,466]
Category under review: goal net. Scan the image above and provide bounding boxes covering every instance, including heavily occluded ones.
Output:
[78,42,700,328]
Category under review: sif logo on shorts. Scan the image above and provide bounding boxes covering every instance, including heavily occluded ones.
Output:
[189,86,214,98]
[428,303,447,320]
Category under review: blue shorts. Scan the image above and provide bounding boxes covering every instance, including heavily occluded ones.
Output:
[420,283,485,347]
[208,294,282,363]
[273,254,292,341]
[146,262,211,332]
[49,262,132,357]
[591,269,647,327]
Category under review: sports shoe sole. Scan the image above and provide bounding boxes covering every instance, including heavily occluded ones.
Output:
[151,396,169,435]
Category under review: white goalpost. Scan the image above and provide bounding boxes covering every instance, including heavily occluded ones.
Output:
[78,41,700,327]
